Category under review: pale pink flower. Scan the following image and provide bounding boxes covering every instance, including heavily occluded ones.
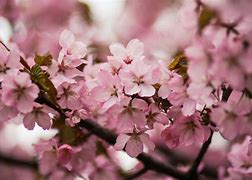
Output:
[57,82,83,110]
[91,70,124,111]
[57,144,74,165]
[109,39,144,66]
[211,91,250,140]
[66,109,88,127]
[0,92,19,122]
[145,104,168,129]
[227,136,252,177]
[117,98,148,133]
[40,150,58,175]
[1,72,39,113]
[58,29,87,65]
[0,44,22,81]
[176,114,210,146]
[119,60,156,97]
[161,126,180,149]
[23,105,51,130]
[114,132,155,158]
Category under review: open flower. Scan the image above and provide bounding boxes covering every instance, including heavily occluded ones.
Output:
[109,39,144,66]
[114,131,155,158]
[119,61,156,97]
[23,104,51,130]
[1,72,39,113]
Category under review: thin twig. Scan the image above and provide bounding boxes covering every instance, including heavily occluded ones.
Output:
[186,130,214,180]
[0,153,38,170]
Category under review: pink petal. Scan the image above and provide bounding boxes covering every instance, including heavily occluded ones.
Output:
[125,136,143,158]
[139,84,155,97]
[125,84,140,95]
[158,84,171,99]
[109,43,126,58]
[23,113,35,130]
[68,41,87,59]
[59,30,75,49]
[114,134,130,150]
[182,98,196,116]
[91,86,111,102]
[36,112,51,130]
[57,144,74,165]
[17,96,35,113]
[139,133,155,151]
[126,39,144,59]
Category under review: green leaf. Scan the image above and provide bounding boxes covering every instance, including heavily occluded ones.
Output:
[168,54,188,80]
[31,64,57,104]
[34,52,52,66]
[198,7,216,31]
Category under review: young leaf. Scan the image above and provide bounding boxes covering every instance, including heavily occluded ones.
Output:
[34,52,53,66]
[198,7,216,31]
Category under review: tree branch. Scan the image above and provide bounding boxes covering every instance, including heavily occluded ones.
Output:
[0,153,38,170]
[186,130,214,179]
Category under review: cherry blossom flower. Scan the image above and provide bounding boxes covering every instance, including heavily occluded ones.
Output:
[57,144,74,165]
[90,70,124,111]
[145,104,168,129]
[57,82,83,110]
[0,44,22,81]
[227,136,252,178]
[175,113,210,146]
[119,60,156,97]
[114,131,155,158]
[116,98,147,133]
[23,104,51,130]
[211,91,250,140]
[66,109,88,127]
[109,39,144,66]
[1,72,39,113]
[58,29,87,65]
[162,126,180,149]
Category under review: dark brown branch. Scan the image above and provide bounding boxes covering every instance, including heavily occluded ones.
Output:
[125,167,148,180]
[186,130,214,180]
[0,153,38,170]
[157,145,217,178]
[221,86,233,102]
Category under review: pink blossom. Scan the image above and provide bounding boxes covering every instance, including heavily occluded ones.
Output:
[145,104,168,129]
[23,105,51,130]
[176,114,210,146]
[66,109,88,127]
[1,72,39,113]
[227,136,252,178]
[161,126,180,149]
[57,82,83,110]
[57,144,74,165]
[119,60,156,97]
[58,29,87,65]
[0,44,22,81]
[211,91,250,140]
[114,132,155,158]
[116,98,147,133]
[109,39,144,66]
[91,70,124,111]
